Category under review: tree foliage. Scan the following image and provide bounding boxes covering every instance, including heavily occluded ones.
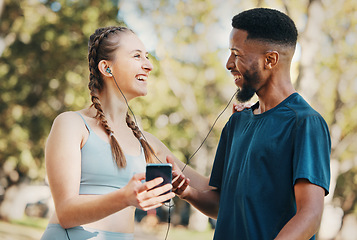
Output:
[0,0,122,186]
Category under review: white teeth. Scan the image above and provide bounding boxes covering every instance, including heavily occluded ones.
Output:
[136,75,147,81]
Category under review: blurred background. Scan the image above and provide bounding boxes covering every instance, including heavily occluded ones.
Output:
[0,0,356,239]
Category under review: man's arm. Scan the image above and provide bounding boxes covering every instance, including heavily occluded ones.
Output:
[167,156,220,219]
[179,183,220,219]
[182,186,220,219]
[274,179,325,240]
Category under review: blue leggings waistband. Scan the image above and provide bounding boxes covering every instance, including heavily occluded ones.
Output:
[41,223,134,240]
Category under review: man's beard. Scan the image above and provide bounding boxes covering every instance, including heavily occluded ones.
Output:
[236,84,256,102]
[235,69,259,102]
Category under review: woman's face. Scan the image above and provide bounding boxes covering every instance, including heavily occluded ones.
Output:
[109,32,154,100]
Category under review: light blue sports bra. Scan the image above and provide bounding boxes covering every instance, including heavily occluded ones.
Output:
[76,112,146,195]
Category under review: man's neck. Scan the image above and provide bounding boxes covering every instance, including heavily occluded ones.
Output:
[255,83,296,114]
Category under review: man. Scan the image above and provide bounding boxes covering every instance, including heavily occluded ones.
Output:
[169,8,331,240]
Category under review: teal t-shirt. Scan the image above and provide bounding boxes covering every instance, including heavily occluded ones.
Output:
[209,93,331,240]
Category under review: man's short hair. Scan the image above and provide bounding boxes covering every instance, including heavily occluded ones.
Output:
[232,8,298,47]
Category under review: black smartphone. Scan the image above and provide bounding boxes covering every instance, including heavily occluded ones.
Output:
[146,163,172,203]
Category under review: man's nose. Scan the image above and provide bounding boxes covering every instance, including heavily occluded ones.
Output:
[226,55,235,70]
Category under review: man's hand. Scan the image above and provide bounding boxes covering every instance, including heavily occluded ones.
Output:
[166,155,220,219]
[166,155,190,198]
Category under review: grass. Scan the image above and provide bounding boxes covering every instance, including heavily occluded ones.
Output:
[167,225,214,240]
[6,216,214,240]
[10,216,48,230]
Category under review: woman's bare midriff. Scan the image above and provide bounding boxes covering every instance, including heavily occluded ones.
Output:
[48,206,136,233]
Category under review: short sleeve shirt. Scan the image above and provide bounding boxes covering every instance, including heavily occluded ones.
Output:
[209,93,331,240]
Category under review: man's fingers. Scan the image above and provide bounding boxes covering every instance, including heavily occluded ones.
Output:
[172,173,185,188]
[175,178,190,195]
[172,176,190,195]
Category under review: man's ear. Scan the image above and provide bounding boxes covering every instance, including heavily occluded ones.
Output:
[264,51,279,69]
[98,60,112,77]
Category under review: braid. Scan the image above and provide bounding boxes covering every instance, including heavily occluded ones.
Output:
[126,113,157,164]
[87,26,132,168]
[88,27,129,92]
[91,95,126,168]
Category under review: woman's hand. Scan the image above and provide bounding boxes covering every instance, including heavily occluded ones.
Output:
[233,102,252,113]
[166,155,191,199]
[123,173,175,211]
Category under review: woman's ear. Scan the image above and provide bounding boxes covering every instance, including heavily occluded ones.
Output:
[264,51,279,69]
[98,60,112,77]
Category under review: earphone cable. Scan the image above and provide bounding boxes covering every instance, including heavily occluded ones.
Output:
[164,203,172,240]
[65,229,71,240]
[110,71,237,240]
[111,73,174,240]
[111,73,162,163]
[181,89,238,172]
[112,71,237,169]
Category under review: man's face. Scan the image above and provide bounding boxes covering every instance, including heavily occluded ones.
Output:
[226,28,264,102]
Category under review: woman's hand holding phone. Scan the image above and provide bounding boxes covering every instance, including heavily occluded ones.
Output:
[123,172,174,211]
[146,163,173,203]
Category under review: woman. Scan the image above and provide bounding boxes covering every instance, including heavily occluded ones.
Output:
[41,26,201,240]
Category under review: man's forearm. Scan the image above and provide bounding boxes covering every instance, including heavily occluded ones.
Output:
[274,208,322,240]
[275,179,325,239]
[181,187,220,219]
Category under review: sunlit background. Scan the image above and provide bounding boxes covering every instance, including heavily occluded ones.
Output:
[0,0,356,239]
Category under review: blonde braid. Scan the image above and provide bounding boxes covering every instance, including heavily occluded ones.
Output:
[87,26,131,168]
[126,113,157,164]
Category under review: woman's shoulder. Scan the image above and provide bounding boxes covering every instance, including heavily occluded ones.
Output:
[47,110,89,147]
[53,111,81,123]
[51,110,89,132]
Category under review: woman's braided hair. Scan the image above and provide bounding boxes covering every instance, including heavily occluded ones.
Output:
[88,26,156,168]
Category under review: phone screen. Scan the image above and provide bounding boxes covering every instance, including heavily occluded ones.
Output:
[146,163,172,203]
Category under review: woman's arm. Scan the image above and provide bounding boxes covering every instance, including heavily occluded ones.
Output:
[46,112,174,229]
[144,132,220,218]
[143,131,210,191]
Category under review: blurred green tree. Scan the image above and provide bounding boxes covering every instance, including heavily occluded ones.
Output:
[0,0,122,186]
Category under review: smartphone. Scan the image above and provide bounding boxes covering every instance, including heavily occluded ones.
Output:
[146,163,172,203]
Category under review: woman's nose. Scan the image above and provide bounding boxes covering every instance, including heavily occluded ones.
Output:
[143,58,153,72]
